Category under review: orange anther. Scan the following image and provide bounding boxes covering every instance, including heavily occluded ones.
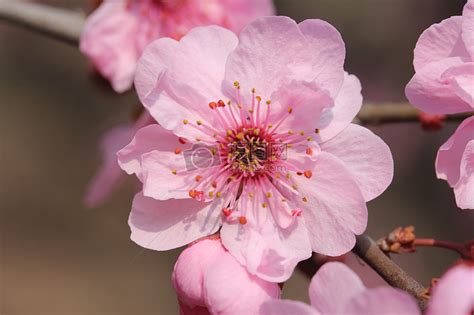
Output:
[304,170,313,179]
[306,148,313,156]
[175,148,182,154]
[239,216,247,225]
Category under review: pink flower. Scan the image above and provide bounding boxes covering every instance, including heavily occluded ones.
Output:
[261,262,420,315]
[119,17,393,282]
[80,0,275,93]
[406,0,474,209]
[405,0,474,114]
[436,116,474,209]
[84,112,154,207]
[172,237,280,315]
[427,262,474,315]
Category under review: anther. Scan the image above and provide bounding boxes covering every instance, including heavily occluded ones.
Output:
[178,137,187,144]
[196,120,202,126]
[291,209,303,217]
[222,208,232,217]
[302,196,308,203]
[209,102,217,109]
[174,148,182,154]
[266,192,272,198]
[239,216,247,224]
[171,169,177,175]
[300,131,305,136]
[218,100,226,107]
[288,107,293,114]
[306,137,313,142]
[182,119,189,125]
[211,181,217,188]
[195,175,203,182]
[262,202,267,208]
[306,148,313,156]
[296,171,303,176]
[314,129,320,134]
[216,192,222,198]
[266,100,271,105]
[304,170,313,179]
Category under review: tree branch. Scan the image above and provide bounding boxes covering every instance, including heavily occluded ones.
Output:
[353,234,428,310]
[0,0,83,45]
[357,103,472,125]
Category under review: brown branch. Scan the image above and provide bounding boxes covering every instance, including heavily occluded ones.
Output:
[0,0,84,45]
[353,234,428,310]
[357,103,472,125]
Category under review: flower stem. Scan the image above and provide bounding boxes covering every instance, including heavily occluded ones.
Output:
[413,238,472,259]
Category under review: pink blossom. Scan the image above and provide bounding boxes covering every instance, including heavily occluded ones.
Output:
[80,0,275,93]
[405,0,474,114]
[84,112,154,207]
[260,262,420,315]
[172,237,280,315]
[119,17,393,282]
[436,116,474,209]
[427,262,474,315]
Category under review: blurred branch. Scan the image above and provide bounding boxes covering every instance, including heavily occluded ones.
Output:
[353,234,428,310]
[0,0,83,45]
[357,103,472,125]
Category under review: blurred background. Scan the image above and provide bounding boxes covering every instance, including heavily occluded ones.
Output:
[1,0,472,314]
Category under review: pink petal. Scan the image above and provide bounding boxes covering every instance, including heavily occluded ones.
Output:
[317,73,363,142]
[84,123,135,207]
[294,152,368,256]
[219,0,276,33]
[441,62,474,107]
[436,116,474,186]
[128,192,223,250]
[223,16,312,104]
[427,263,474,315]
[261,300,320,315]
[298,19,346,98]
[220,188,312,282]
[173,239,226,308]
[134,37,179,107]
[117,124,185,181]
[406,57,473,114]
[309,262,365,314]
[269,80,334,135]
[135,26,237,141]
[344,287,421,315]
[462,0,474,59]
[413,16,469,71]
[80,1,139,93]
[203,251,280,315]
[321,124,394,201]
[454,141,474,209]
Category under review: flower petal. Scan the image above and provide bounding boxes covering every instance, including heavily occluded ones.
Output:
[317,73,363,142]
[413,16,469,71]
[427,264,474,315]
[462,0,474,59]
[406,57,473,114]
[309,262,365,314]
[84,123,135,207]
[440,62,474,107]
[454,140,474,209]
[117,124,185,181]
[172,238,226,308]
[80,1,139,92]
[220,187,312,282]
[321,124,393,201]
[344,287,421,315]
[129,192,223,250]
[261,300,320,315]
[436,116,474,186]
[298,19,346,98]
[224,16,311,104]
[203,251,280,315]
[294,152,368,256]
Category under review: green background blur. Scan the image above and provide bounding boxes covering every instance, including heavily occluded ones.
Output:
[1,0,472,314]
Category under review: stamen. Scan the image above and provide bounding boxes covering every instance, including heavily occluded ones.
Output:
[239,216,247,225]
[303,170,313,179]
[174,148,182,154]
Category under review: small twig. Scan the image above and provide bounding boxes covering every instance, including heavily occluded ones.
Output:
[413,239,472,260]
[353,234,428,310]
[357,103,472,125]
[0,0,84,45]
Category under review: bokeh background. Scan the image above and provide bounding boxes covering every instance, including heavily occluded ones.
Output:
[1,0,472,314]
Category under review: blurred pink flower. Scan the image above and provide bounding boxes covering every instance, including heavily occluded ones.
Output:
[406,0,474,210]
[261,262,420,315]
[80,0,275,93]
[405,0,474,114]
[172,237,280,315]
[427,262,474,315]
[118,17,393,282]
[84,112,154,207]
[436,116,474,209]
